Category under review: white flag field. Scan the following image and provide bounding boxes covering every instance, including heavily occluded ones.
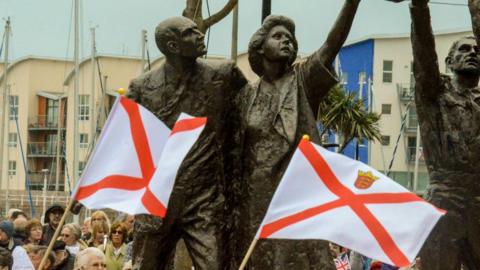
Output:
[256,137,446,267]
[72,96,206,218]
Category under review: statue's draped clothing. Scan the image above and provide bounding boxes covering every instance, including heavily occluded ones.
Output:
[234,55,338,269]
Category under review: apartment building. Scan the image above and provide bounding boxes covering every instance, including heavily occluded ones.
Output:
[338,29,471,192]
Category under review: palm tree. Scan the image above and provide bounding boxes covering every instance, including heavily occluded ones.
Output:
[318,85,381,153]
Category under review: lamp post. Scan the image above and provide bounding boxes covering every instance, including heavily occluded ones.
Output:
[41,169,49,218]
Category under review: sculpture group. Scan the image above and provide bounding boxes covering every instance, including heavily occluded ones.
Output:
[125,0,480,269]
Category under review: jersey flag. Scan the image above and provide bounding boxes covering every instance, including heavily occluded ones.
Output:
[256,137,445,267]
[72,96,206,217]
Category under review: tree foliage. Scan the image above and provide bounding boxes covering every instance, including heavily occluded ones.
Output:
[318,85,381,153]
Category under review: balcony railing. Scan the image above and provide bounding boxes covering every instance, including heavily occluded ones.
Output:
[28,172,65,183]
[27,142,65,157]
[28,115,65,130]
[396,83,414,101]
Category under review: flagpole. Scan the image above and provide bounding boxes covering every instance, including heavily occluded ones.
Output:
[38,198,75,270]
[238,238,258,270]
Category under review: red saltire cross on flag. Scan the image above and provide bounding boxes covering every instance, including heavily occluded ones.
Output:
[72,96,206,217]
[255,137,446,267]
[334,253,351,270]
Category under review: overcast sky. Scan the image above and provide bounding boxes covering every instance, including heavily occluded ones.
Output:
[0,0,472,61]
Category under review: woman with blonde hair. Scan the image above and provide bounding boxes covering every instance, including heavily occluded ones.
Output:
[88,222,110,249]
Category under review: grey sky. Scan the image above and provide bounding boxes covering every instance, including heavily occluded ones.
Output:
[0,0,472,61]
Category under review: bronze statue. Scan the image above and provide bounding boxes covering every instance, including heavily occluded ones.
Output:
[409,0,480,269]
[127,17,247,270]
[231,1,361,269]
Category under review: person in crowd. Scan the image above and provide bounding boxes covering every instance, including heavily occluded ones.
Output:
[25,219,43,245]
[42,205,65,245]
[11,212,28,243]
[11,244,35,270]
[26,245,56,270]
[61,223,87,256]
[99,222,127,270]
[52,240,75,270]
[90,211,110,228]
[118,215,133,243]
[88,223,109,249]
[0,221,22,253]
[74,247,106,270]
[0,247,12,270]
[80,218,91,242]
[6,209,21,222]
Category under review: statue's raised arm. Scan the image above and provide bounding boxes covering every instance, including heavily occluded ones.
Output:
[469,0,480,45]
[300,0,361,111]
[315,0,361,67]
[410,0,442,100]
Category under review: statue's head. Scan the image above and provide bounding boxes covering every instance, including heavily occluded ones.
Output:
[155,17,207,59]
[248,15,298,76]
[445,36,480,76]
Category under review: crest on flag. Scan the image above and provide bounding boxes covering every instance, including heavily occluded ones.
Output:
[354,170,379,189]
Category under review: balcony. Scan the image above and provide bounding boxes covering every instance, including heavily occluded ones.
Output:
[28,115,65,130]
[27,142,65,158]
[396,83,414,102]
[28,172,65,191]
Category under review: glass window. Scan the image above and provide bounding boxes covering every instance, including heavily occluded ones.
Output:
[8,133,17,147]
[80,133,89,148]
[408,106,418,129]
[341,72,348,85]
[381,104,392,115]
[9,95,18,120]
[8,161,16,176]
[78,95,90,120]
[381,135,390,146]
[78,161,86,177]
[46,99,59,127]
[382,60,393,83]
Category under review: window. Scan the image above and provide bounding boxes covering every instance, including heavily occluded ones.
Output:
[341,72,348,85]
[381,135,390,146]
[408,106,418,129]
[8,133,17,147]
[9,95,18,120]
[46,99,59,127]
[78,95,90,120]
[358,71,367,99]
[381,104,392,115]
[8,161,16,176]
[382,60,393,83]
[80,133,89,148]
[78,161,86,177]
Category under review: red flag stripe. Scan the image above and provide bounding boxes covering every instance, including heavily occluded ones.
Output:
[141,188,167,217]
[260,198,346,238]
[120,97,156,180]
[260,193,426,239]
[170,117,207,136]
[299,140,410,267]
[75,175,146,200]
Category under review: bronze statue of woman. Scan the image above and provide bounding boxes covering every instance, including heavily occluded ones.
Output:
[232,1,361,269]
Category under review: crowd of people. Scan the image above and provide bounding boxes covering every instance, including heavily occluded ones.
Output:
[0,205,135,270]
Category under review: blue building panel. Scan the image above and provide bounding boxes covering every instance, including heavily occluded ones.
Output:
[337,39,374,164]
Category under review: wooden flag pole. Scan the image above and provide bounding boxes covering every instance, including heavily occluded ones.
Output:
[38,198,76,270]
[238,238,259,270]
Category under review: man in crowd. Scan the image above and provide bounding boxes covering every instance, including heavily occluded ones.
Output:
[74,247,106,270]
[42,204,65,245]
[0,221,21,253]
